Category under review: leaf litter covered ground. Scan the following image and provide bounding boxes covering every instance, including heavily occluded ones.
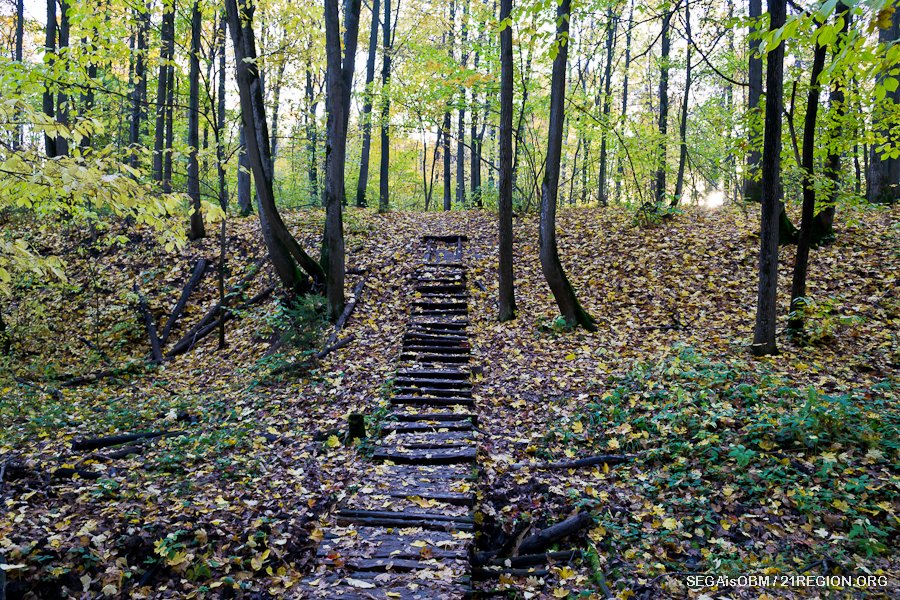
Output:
[0,205,897,599]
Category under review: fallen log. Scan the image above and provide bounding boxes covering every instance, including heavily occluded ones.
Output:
[52,467,102,480]
[511,454,631,470]
[134,284,163,363]
[159,258,209,345]
[485,549,580,568]
[517,511,593,555]
[166,286,274,357]
[72,430,178,452]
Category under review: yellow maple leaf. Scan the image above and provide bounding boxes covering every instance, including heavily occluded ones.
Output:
[325,435,341,448]
[572,421,584,434]
[552,588,569,598]
[662,518,678,531]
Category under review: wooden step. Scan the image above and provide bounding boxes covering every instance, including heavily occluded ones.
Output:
[394,387,473,398]
[391,395,475,407]
[400,353,470,363]
[336,509,475,531]
[396,369,470,379]
[394,376,471,387]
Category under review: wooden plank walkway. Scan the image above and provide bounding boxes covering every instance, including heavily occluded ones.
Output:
[302,235,477,598]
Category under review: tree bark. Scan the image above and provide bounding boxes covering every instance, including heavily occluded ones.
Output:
[597,8,616,205]
[55,0,70,157]
[540,0,595,331]
[323,0,362,318]
[787,29,827,334]
[154,0,174,183]
[306,66,320,204]
[751,0,786,357]
[216,11,228,211]
[654,7,672,206]
[615,0,633,202]
[238,127,253,215]
[225,0,325,294]
[744,0,764,203]
[378,0,392,212]
[812,2,852,244]
[270,61,286,160]
[672,0,691,207]
[868,5,900,203]
[456,0,468,207]
[356,0,381,208]
[498,0,516,321]
[188,0,205,240]
[443,110,452,210]
[129,5,148,165]
[43,0,57,157]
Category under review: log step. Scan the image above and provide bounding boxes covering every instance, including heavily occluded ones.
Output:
[400,353,470,363]
[391,396,474,407]
[396,369,470,379]
[373,446,477,465]
[394,376,472,388]
[394,387,473,398]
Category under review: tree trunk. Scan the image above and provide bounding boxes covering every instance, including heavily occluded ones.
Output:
[238,127,253,215]
[654,7,672,206]
[498,0,516,321]
[443,110,452,210]
[378,0,392,212]
[55,0,70,157]
[471,20,483,208]
[225,0,325,293]
[356,0,381,208]
[672,0,691,207]
[787,28,827,334]
[270,61,286,160]
[751,0,786,357]
[43,0,57,158]
[305,67,319,204]
[129,5,148,165]
[540,0,595,331]
[456,0,468,207]
[323,0,362,318]
[188,0,205,240]
[216,11,228,211]
[14,0,23,149]
[164,67,175,192]
[615,0,633,202]
[868,5,900,204]
[597,8,615,205]
[744,0,763,203]
[812,2,851,244]
[154,0,174,183]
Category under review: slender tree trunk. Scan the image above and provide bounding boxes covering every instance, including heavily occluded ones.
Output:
[14,0,23,149]
[270,61,286,159]
[225,0,325,293]
[216,11,228,211]
[787,30,827,334]
[356,0,381,208]
[188,0,205,240]
[498,0,516,321]
[812,2,851,244]
[129,5,148,165]
[654,7,672,206]
[378,0,392,212]
[154,0,174,182]
[443,110,452,210]
[597,8,616,205]
[615,0,633,202]
[55,0,69,157]
[163,67,175,193]
[540,0,595,331]
[323,0,362,318]
[43,0,57,157]
[238,127,253,215]
[868,5,900,203]
[745,0,763,202]
[471,21,483,208]
[456,0,468,206]
[751,0,786,357]
[305,67,319,203]
[672,0,691,207]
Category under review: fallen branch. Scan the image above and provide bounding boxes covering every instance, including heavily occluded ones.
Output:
[166,286,274,357]
[159,258,209,345]
[479,549,581,568]
[14,376,62,400]
[517,512,594,555]
[511,454,631,470]
[134,284,163,363]
[72,430,178,452]
[78,336,111,364]
[57,361,145,388]
[268,334,357,377]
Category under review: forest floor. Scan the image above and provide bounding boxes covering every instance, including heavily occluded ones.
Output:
[0,204,897,599]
